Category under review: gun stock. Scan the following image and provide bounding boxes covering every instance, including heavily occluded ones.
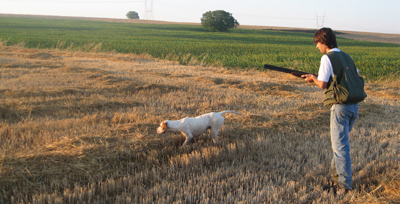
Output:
[264,64,315,78]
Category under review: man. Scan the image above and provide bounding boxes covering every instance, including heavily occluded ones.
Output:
[302,27,360,192]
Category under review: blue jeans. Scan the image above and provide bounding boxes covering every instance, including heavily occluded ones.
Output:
[330,103,359,190]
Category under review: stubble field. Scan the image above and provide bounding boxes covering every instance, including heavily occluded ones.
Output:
[0,45,399,203]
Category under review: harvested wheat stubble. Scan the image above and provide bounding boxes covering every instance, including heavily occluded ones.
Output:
[0,46,399,203]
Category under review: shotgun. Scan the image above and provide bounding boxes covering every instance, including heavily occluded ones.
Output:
[264,64,316,78]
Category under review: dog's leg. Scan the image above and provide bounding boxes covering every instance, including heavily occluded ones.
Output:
[210,117,224,145]
[210,129,220,145]
[181,131,193,147]
[210,124,224,145]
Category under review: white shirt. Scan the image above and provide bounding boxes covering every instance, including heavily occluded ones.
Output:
[317,48,359,83]
[317,48,340,82]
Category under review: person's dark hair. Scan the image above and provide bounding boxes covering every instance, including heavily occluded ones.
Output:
[314,27,338,49]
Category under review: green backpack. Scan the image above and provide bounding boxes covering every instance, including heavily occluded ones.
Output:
[324,51,367,107]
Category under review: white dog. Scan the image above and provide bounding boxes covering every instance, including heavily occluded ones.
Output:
[157,111,241,147]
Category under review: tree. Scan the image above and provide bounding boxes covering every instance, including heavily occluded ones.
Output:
[126,11,140,19]
[201,10,239,32]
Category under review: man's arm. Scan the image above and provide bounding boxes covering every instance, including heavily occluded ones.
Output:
[301,74,328,89]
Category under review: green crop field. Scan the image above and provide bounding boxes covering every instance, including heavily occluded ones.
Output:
[0,16,399,81]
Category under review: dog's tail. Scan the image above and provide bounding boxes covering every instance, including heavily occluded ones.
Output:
[218,110,242,115]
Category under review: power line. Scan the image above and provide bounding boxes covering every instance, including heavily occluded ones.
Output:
[144,0,154,20]
[315,13,326,29]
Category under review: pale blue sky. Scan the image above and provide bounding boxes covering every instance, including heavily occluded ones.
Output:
[1,0,399,34]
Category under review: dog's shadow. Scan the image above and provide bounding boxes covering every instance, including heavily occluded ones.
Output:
[124,123,202,149]
[161,131,216,148]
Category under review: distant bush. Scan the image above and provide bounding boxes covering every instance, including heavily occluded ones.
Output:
[201,10,239,32]
[126,11,140,19]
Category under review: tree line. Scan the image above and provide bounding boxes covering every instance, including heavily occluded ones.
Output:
[126,10,238,32]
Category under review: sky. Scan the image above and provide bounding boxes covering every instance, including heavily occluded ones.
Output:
[1,0,400,34]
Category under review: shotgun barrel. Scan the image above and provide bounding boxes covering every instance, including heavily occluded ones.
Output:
[264,64,315,78]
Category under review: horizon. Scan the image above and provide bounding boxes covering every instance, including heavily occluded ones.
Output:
[1,0,400,34]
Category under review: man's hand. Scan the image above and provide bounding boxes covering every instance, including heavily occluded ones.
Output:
[302,74,328,89]
[301,74,317,83]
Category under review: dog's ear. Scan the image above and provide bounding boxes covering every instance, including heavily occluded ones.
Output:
[162,121,168,129]
[157,121,168,134]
